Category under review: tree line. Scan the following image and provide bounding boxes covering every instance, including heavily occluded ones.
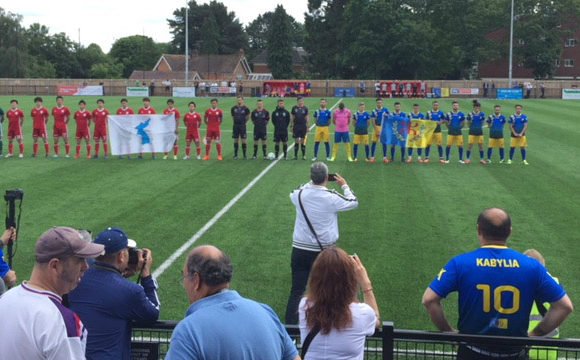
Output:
[0,0,578,80]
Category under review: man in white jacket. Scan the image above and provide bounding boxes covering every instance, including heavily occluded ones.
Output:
[285,162,359,324]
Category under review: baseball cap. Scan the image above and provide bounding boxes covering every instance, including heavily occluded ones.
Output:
[94,227,137,254]
[35,227,105,263]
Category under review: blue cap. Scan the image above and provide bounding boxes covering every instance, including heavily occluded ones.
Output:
[94,227,135,254]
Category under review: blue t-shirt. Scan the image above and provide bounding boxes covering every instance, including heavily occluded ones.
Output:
[509,113,528,136]
[166,290,298,360]
[353,111,371,135]
[426,110,445,133]
[487,114,506,139]
[410,112,425,120]
[446,111,465,136]
[467,111,486,136]
[429,246,566,337]
[0,249,10,278]
[314,109,332,127]
[371,107,390,126]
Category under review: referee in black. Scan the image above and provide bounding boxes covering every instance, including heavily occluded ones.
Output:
[231,96,250,159]
[251,100,270,160]
[285,162,359,324]
[272,99,291,159]
[291,97,309,160]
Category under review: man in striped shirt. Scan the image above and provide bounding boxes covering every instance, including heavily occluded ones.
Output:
[284,162,359,324]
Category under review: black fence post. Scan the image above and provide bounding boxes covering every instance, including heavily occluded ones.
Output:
[382,321,394,360]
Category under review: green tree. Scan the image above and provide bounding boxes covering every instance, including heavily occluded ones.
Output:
[267,5,294,79]
[109,35,163,78]
[246,11,305,60]
[89,61,123,79]
[200,14,220,54]
[77,43,107,78]
[168,1,247,55]
[0,8,28,77]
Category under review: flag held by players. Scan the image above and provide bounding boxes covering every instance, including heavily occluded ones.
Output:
[108,115,177,155]
[406,120,438,148]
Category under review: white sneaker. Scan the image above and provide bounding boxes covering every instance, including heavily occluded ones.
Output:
[522,160,529,165]
[326,157,332,161]
[173,156,178,160]
[311,157,318,161]
[459,160,465,164]
[507,159,512,165]
[5,154,13,158]
[183,156,190,160]
[163,155,168,160]
[65,154,70,158]
[53,154,59,158]
[196,155,202,160]
[18,154,24,159]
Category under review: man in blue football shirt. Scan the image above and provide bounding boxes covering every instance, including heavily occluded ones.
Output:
[382,102,409,163]
[486,105,507,164]
[407,103,425,163]
[424,101,445,163]
[352,103,372,162]
[422,208,573,360]
[312,99,332,161]
[466,101,486,165]
[370,98,389,163]
[444,101,466,164]
[508,104,529,165]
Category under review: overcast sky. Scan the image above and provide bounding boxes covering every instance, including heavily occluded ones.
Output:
[3,0,308,52]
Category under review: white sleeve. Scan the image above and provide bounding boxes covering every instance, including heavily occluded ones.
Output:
[353,303,377,337]
[42,313,86,360]
[331,186,359,212]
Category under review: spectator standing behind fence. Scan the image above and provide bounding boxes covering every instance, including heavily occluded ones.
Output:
[422,208,573,360]
[0,227,104,360]
[524,249,560,360]
[285,162,359,324]
[299,248,380,360]
[68,227,160,360]
[166,245,299,360]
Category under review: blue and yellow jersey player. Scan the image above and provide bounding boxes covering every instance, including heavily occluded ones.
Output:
[443,101,466,164]
[466,100,486,165]
[370,98,390,162]
[508,104,529,165]
[407,103,425,163]
[423,208,573,359]
[486,105,507,164]
[312,98,333,161]
[425,101,446,163]
[352,102,372,162]
[383,102,409,163]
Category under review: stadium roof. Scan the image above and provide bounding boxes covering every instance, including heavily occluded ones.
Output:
[252,47,308,66]
[152,51,251,80]
[129,70,201,81]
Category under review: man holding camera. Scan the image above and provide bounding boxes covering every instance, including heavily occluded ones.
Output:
[68,227,160,360]
[284,162,359,324]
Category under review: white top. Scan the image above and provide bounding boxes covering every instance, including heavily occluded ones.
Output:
[290,183,358,251]
[299,298,377,360]
[0,282,87,360]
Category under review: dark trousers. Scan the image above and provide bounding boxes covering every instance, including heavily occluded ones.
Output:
[285,247,321,324]
[457,345,528,360]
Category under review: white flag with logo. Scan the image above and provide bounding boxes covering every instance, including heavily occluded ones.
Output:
[108,115,177,155]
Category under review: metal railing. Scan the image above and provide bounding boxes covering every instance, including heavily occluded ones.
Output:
[131,321,580,360]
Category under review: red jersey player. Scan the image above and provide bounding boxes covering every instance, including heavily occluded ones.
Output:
[74,100,92,159]
[203,98,224,161]
[138,97,157,159]
[52,96,71,157]
[31,97,50,157]
[183,101,202,160]
[92,99,110,159]
[6,99,25,158]
[116,98,134,115]
[163,98,181,160]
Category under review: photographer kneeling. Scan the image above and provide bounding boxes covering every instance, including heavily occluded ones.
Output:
[68,227,160,360]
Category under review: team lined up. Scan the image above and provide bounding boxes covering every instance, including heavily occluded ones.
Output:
[0,96,529,164]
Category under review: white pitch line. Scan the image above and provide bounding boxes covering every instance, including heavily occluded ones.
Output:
[152,99,344,278]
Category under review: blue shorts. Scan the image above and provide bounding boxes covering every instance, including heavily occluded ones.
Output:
[334,132,350,143]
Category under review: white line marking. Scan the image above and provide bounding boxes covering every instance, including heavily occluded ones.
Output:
[152,99,344,278]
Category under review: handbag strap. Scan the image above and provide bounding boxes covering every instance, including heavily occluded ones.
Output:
[298,189,325,251]
[300,325,321,359]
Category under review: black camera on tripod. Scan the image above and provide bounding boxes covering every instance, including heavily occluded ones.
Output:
[4,189,24,203]
[4,189,24,268]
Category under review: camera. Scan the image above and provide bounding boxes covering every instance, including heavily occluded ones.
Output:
[4,189,24,202]
[128,248,148,267]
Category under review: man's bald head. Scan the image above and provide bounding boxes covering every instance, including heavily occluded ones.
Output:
[186,245,233,287]
[477,208,512,243]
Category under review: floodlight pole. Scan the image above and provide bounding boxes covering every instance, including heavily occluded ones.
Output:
[508,0,515,87]
[185,6,189,87]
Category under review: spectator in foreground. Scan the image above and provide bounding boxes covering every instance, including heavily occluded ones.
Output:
[422,208,573,360]
[68,227,160,360]
[524,249,560,360]
[285,162,359,324]
[299,247,380,360]
[0,227,104,359]
[166,245,299,360]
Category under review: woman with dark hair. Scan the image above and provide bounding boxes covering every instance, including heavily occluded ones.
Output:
[299,247,380,359]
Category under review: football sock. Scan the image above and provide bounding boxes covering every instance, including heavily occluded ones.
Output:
[95,143,100,156]
[332,144,339,159]
[521,148,526,160]
[408,148,414,156]
[275,144,280,157]
[445,146,451,160]
[0,140,3,154]
[509,147,515,160]
[458,147,463,160]
[390,146,395,160]
[216,144,222,156]
[283,144,288,158]
[314,142,320,157]
[54,144,60,155]
[346,144,352,158]
[401,147,406,162]
[418,148,423,156]
[294,144,299,157]
[33,143,39,156]
[65,144,71,156]
[86,144,91,157]
[104,144,109,156]
[234,143,239,157]
[253,144,258,157]
[487,148,493,160]
[242,143,247,157]
[76,145,81,156]
[301,144,306,157]
[353,144,358,158]
[174,145,179,156]
[262,144,267,157]
[205,143,211,155]
[8,143,13,155]
[364,145,370,159]
[196,146,201,156]
[466,150,471,160]
[438,145,443,158]
[324,142,330,158]
[499,148,505,160]
[425,146,431,158]
[479,150,484,159]
[44,143,50,155]
[382,144,387,158]
[186,146,191,156]
[19,143,24,155]
[371,142,377,157]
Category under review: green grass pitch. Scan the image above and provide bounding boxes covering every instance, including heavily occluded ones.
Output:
[1,95,579,335]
